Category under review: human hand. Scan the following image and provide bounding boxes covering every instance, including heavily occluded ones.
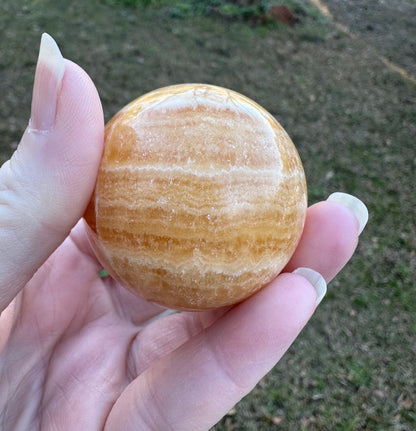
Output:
[0,34,368,430]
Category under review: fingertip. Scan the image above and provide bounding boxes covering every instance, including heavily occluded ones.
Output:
[56,59,104,160]
[320,200,360,269]
[327,192,368,235]
[263,272,319,318]
[292,267,327,306]
[284,200,360,282]
[58,59,104,129]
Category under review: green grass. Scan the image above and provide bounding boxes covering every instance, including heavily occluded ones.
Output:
[1,0,415,429]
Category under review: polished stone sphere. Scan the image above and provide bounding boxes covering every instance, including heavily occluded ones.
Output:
[84,84,307,310]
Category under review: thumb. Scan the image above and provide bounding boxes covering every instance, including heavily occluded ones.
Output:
[0,34,104,311]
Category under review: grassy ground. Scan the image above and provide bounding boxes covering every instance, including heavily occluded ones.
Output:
[1,0,415,429]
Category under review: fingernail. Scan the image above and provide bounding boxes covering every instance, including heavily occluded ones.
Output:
[29,33,65,132]
[293,267,327,306]
[327,192,369,235]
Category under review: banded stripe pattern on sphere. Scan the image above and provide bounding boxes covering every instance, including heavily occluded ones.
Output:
[84,84,307,310]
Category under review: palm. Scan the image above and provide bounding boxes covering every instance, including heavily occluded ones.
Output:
[0,221,219,429]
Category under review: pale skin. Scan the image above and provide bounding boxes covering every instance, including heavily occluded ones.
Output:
[0,44,361,430]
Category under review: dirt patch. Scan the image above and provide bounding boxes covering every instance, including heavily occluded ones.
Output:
[322,0,416,78]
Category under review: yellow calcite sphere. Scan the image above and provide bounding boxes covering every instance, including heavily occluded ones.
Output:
[84,84,307,310]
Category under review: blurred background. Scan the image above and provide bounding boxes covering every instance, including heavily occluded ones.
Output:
[1,0,415,429]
